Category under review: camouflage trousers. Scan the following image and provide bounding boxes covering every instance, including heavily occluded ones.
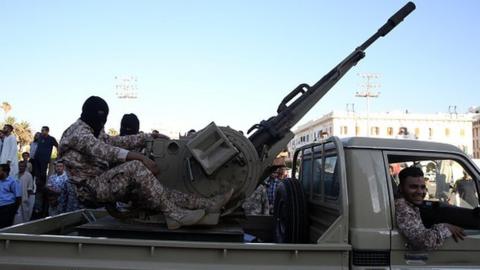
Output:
[79,160,214,216]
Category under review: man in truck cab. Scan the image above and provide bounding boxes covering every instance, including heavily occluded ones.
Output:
[395,166,466,250]
[58,96,232,229]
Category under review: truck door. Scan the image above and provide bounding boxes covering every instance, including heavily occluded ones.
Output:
[292,137,351,260]
[385,151,480,269]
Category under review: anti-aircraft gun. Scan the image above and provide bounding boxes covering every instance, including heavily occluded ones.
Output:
[106,2,416,231]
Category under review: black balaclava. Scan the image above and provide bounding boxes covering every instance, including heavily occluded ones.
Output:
[120,113,140,136]
[80,96,109,138]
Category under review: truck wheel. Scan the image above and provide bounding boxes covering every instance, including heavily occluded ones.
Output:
[273,178,309,243]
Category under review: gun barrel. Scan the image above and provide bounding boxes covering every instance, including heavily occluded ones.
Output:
[248,2,416,155]
[360,2,416,50]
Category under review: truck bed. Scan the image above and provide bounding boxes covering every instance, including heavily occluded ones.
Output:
[0,209,350,270]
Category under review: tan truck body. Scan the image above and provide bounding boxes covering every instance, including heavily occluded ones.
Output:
[2,136,479,269]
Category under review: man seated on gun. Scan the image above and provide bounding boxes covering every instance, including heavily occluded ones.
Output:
[395,166,465,250]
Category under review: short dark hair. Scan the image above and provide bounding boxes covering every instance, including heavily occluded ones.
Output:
[398,166,424,186]
[42,126,50,131]
[4,124,13,131]
[0,164,10,175]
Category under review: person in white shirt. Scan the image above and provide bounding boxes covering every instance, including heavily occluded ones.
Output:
[14,161,35,224]
[0,125,19,177]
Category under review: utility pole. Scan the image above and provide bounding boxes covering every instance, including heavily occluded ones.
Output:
[115,75,138,100]
[448,105,458,118]
[355,73,380,137]
[346,103,355,113]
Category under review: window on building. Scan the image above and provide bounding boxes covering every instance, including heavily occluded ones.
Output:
[445,128,450,137]
[460,129,465,137]
[306,134,310,142]
[429,128,434,137]
[340,126,348,135]
[355,126,360,136]
[387,127,393,136]
[371,126,380,136]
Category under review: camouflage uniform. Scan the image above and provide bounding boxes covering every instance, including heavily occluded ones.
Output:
[242,184,270,215]
[395,197,451,250]
[58,119,214,220]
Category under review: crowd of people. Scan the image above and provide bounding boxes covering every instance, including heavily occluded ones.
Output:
[0,124,82,228]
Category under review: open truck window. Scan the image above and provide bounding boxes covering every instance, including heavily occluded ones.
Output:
[389,157,479,209]
[388,154,480,231]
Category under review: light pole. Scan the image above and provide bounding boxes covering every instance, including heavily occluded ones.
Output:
[355,73,380,137]
[115,75,138,100]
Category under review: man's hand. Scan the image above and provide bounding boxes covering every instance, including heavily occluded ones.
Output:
[446,224,465,242]
[141,156,160,175]
[126,151,160,175]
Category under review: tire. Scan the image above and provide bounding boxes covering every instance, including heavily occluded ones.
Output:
[273,178,309,243]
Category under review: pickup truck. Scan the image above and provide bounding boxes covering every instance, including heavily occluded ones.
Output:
[2,136,480,269]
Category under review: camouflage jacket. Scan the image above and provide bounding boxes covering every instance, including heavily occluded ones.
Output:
[58,119,150,184]
[395,197,451,250]
[242,184,270,215]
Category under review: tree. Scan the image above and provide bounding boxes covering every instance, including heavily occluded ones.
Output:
[14,120,34,150]
[108,128,119,136]
[1,116,34,151]
[0,102,33,151]
[1,102,12,119]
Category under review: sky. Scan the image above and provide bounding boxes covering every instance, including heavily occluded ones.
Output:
[1,1,479,139]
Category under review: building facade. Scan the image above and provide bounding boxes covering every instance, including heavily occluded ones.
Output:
[470,106,480,158]
[289,110,474,157]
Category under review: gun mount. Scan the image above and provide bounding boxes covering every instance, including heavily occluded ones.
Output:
[107,2,416,223]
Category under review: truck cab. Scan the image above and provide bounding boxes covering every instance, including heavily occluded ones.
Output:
[289,136,480,268]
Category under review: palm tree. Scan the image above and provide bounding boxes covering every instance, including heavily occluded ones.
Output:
[1,116,34,151]
[4,116,15,125]
[1,102,12,119]
[108,128,119,136]
[14,121,34,150]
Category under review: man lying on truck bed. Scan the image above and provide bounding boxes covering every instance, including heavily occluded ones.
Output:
[395,166,466,250]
